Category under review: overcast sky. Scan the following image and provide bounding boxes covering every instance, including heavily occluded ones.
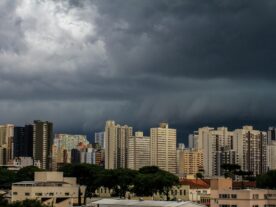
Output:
[1,0,276,142]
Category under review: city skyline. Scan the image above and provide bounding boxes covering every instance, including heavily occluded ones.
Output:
[1,0,276,144]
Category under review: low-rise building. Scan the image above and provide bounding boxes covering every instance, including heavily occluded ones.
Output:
[211,177,276,207]
[11,171,85,207]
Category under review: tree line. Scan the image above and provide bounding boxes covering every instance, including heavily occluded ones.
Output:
[59,164,179,204]
[0,164,179,205]
[0,166,43,189]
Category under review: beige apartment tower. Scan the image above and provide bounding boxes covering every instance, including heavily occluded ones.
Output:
[128,131,150,170]
[0,124,14,165]
[195,127,234,177]
[233,126,267,175]
[104,120,133,169]
[150,123,177,174]
[177,148,203,176]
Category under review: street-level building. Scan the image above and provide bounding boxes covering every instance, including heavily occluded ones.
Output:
[211,177,276,207]
[12,171,85,207]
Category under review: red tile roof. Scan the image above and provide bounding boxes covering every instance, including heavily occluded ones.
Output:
[179,179,210,189]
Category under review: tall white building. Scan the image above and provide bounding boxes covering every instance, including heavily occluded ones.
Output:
[104,120,133,169]
[267,141,276,170]
[233,126,267,175]
[128,131,150,170]
[150,123,177,174]
[195,127,233,177]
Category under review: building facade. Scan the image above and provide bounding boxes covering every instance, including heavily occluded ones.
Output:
[104,120,133,169]
[95,132,105,149]
[12,171,85,207]
[13,125,33,158]
[177,148,203,176]
[33,121,53,170]
[195,127,233,177]
[150,123,177,174]
[267,141,276,170]
[211,177,276,207]
[52,134,89,170]
[128,131,150,170]
[0,124,14,165]
[233,126,267,175]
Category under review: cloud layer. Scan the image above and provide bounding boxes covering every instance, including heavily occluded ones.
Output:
[1,0,276,141]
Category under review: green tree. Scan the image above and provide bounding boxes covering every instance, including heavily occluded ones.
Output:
[256,170,276,189]
[9,199,50,207]
[133,166,179,200]
[59,163,104,205]
[0,167,16,189]
[99,168,137,198]
[16,166,43,182]
[221,164,241,179]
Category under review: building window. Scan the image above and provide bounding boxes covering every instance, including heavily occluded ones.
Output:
[253,194,259,199]
[219,194,230,199]
[180,190,182,195]
[65,192,70,196]
[184,190,186,195]
[25,193,30,196]
[231,205,237,207]
[231,194,237,199]
[49,193,54,196]
[35,193,42,196]
[13,192,18,195]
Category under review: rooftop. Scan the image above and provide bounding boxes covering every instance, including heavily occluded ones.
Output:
[179,179,210,189]
[88,199,204,207]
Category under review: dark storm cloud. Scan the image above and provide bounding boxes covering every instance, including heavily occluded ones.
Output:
[0,0,276,140]
[91,0,276,79]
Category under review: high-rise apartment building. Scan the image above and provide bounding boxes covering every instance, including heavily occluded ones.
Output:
[13,125,33,157]
[33,120,53,170]
[95,132,105,149]
[195,127,233,177]
[233,126,267,175]
[128,131,150,170]
[150,123,177,174]
[267,141,276,170]
[0,124,14,165]
[215,147,239,176]
[188,134,195,148]
[104,120,133,169]
[268,127,276,144]
[177,148,203,176]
